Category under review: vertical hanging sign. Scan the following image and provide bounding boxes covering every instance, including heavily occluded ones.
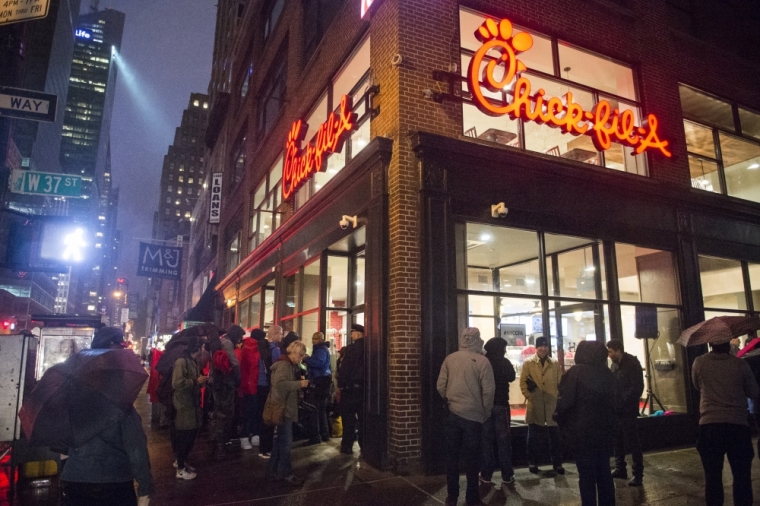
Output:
[209,173,222,224]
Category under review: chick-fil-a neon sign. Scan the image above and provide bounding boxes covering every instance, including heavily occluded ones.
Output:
[282,95,357,200]
[468,18,671,157]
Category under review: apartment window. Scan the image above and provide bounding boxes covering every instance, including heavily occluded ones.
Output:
[189,178,194,184]
[178,176,184,183]
[457,223,686,416]
[175,210,181,217]
[249,156,283,251]
[193,99,200,107]
[680,85,760,202]
[303,0,344,64]
[188,188,193,195]
[240,62,253,98]
[258,50,287,137]
[294,37,372,210]
[226,231,241,273]
[167,185,173,193]
[165,208,170,215]
[184,211,191,218]
[168,174,174,181]
[460,8,647,176]
[263,0,285,40]
[231,133,247,189]
[166,197,171,204]
[179,164,185,172]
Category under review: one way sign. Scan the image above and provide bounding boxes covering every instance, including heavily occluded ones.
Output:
[0,87,57,123]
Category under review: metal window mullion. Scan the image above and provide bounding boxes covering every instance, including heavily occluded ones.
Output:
[741,261,754,313]
[712,128,728,195]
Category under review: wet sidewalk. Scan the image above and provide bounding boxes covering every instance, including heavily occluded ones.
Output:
[17,391,760,505]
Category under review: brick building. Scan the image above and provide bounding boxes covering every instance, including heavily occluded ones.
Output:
[206,0,760,472]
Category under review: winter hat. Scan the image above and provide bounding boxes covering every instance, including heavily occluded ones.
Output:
[459,327,484,352]
[92,326,124,349]
[225,325,245,345]
[535,336,549,348]
[281,331,300,351]
[484,337,507,356]
[250,328,266,341]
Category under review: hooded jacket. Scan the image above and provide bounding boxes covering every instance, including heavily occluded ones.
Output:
[484,338,516,407]
[237,337,261,396]
[520,352,562,426]
[436,332,495,423]
[269,355,304,422]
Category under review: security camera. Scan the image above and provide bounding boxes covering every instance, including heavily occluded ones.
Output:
[491,202,508,218]
[391,54,403,67]
[339,215,358,230]
[421,89,434,99]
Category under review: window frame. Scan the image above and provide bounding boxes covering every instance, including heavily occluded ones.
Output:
[257,46,288,139]
[680,84,760,197]
[459,7,647,175]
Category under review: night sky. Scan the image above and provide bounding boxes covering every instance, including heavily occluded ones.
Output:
[79,0,216,296]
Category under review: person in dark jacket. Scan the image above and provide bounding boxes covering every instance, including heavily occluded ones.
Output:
[304,331,332,444]
[479,337,516,487]
[338,323,365,454]
[172,337,207,480]
[256,325,283,458]
[60,327,153,506]
[211,325,243,459]
[606,340,645,486]
[556,340,616,506]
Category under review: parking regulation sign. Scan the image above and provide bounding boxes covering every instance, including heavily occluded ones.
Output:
[0,0,50,26]
[0,87,57,122]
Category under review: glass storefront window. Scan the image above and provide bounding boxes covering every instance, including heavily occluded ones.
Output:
[249,291,261,329]
[739,108,760,140]
[499,260,540,295]
[679,85,735,131]
[620,305,685,413]
[615,244,678,305]
[720,132,760,203]
[239,298,250,328]
[264,288,275,328]
[469,295,495,316]
[283,273,298,317]
[698,255,747,310]
[545,234,606,300]
[689,155,721,193]
[557,43,636,101]
[354,254,365,306]
[748,262,760,310]
[327,256,348,308]
[327,309,349,351]
[303,260,320,311]
[300,311,319,354]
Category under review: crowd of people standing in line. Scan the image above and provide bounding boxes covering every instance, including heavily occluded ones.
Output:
[150,322,368,485]
[438,327,760,506]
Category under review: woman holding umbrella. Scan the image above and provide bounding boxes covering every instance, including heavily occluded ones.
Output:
[59,326,153,506]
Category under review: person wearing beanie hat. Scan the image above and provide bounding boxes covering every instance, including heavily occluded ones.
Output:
[520,335,564,475]
[437,327,495,506]
[338,323,366,454]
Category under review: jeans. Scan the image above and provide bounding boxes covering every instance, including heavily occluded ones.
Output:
[268,418,294,478]
[445,412,483,505]
[614,415,643,478]
[340,391,363,452]
[174,429,197,470]
[481,406,514,480]
[240,394,258,438]
[576,450,616,506]
[256,386,274,453]
[527,424,562,467]
[61,481,136,506]
[697,423,754,506]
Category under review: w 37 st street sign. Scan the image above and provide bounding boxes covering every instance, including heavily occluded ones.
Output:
[10,169,82,197]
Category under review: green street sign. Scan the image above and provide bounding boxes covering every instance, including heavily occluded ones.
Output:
[9,169,82,197]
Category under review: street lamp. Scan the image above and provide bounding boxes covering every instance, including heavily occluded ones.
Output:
[113,290,123,298]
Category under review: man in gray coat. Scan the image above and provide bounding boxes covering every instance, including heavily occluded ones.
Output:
[437,327,495,506]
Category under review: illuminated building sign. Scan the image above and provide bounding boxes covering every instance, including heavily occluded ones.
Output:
[75,29,92,39]
[282,95,357,200]
[467,18,671,158]
[209,173,222,224]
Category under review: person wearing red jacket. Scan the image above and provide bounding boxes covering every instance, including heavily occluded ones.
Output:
[237,331,261,450]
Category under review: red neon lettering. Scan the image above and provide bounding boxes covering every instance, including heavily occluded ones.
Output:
[468,18,671,158]
[282,95,357,200]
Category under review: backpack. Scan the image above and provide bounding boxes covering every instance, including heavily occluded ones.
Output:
[213,349,232,375]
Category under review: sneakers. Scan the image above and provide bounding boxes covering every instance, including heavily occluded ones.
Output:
[172,461,195,472]
[611,468,628,479]
[259,452,271,459]
[528,465,539,474]
[478,474,494,485]
[628,476,643,487]
[240,437,253,450]
[176,468,197,480]
[251,435,260,446]
[553,466,566,475]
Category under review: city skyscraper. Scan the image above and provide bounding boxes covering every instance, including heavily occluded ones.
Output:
[56,7,125,315]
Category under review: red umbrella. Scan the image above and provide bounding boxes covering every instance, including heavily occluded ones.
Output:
[677,315,760,347]
[19,349,147,447]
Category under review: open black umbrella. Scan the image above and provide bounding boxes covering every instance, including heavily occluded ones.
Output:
[677,315,760,347]
[19,348,148,447]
